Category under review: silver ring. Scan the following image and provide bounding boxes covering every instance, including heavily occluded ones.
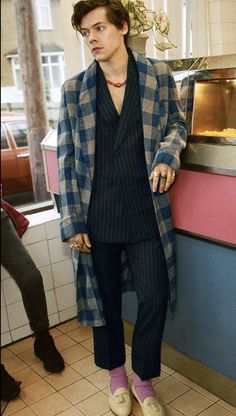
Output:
[153,172,158,177]
[172,172,176,177]
[69,244,74,248]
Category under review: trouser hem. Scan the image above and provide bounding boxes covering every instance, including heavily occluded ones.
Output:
[132,356,161,380]
[94,352,126,371]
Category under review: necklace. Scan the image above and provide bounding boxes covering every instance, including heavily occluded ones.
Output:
[106,78,127,88]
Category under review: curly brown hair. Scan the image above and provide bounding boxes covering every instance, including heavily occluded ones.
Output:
[71,0,130,46]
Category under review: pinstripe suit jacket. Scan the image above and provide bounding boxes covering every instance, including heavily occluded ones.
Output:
[57,50,187,327]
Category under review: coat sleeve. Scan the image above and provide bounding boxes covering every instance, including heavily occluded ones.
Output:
[151,63,187,173]
[57,83,87,241]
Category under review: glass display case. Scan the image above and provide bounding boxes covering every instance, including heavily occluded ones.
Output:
[170,55,236,176]
[168,55,236,246]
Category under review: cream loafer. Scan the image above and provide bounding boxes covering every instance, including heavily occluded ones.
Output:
[108,387,132,416]
[131,384,165,416]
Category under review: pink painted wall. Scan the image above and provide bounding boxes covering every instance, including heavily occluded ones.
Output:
[169,170,236,245]
[45,150,59,194]
[44,147,236,245]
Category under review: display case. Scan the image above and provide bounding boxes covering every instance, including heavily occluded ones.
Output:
[180,66,236,176]
[41,129,58,194]
[168,54,236,247]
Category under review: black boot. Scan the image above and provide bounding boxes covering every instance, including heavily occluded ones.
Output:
[34,331,65,373]
[0,364,21,401]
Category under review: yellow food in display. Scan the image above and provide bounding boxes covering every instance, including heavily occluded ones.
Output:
[198,128,236,137]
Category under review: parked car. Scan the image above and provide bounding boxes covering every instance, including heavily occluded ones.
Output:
[1,114,33,196]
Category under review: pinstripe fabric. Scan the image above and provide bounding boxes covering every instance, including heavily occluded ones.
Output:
[87,55,159,242]
[92,238,168,378]
[57,49,187,326]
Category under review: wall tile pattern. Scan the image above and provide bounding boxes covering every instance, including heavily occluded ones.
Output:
[1,212,77,346]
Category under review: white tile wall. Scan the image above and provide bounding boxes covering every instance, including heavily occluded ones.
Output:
[1,265,10,280]
[48,237,71,263]
[7,301,29,330]
[1,307,9,333]
[11,324,32,342]
[51,259,74,287]
[1,209,77,346]
[2,278,22,305]
[48,313,60,327]
[1,283,5,306]
[45,290,58,316]
[1,332,12,346]
[26,240,50,268]
[59,305,78,322]
[45,218,61,239]
[55,283,77,311]
[21,224,46,245]
[39,265,54,291]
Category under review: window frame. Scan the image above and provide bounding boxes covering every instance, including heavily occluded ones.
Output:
[35,0,53,31]
[11,56,22,90]
[1,123,11,151]
[41,52,65,89]
[7,121,28,149]
[9,52,65,92]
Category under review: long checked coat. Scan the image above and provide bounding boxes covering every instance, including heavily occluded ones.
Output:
[57,50,187,327]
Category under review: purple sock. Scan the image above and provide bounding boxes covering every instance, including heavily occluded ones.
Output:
[132,373,156,402]
[109,365,129,394]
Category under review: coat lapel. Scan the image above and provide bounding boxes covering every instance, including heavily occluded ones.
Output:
[77,52,160,179]
[132,51,160,174]
[113,65,140,151]
[77,61,97,182]
[97,66,120,127]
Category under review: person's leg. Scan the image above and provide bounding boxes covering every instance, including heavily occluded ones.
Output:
[91,241,131,416]
[91,241,125,370]
[125,238,168,414]
[0,364,21,401]
[1,214,64,372]
[1,214,49,332]
[125,237,168,379]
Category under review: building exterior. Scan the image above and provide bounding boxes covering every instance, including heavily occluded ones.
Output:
[1,0,65,121]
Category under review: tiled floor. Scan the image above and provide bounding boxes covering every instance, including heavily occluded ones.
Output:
[1,319,236,416]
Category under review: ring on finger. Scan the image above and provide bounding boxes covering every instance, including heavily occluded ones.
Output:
[160,175,167,181]
[153,172,159,177]
[74,242,83,250]
[172,172,176,177]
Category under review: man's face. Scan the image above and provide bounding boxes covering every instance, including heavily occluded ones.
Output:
[80,7,128,62]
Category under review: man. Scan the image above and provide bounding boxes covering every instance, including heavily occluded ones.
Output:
[57,1,186,415]
[1,199,64,402]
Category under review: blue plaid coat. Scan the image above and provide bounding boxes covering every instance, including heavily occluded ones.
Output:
[57,51,187,327]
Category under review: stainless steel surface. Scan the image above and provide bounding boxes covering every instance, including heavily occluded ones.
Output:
[175,62,236,176]
[181,142,236,176]
[188,134,236,145]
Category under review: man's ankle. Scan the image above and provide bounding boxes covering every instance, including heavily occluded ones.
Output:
[110,365,129,394]
[132,372,156,402]
[34,329,50,340]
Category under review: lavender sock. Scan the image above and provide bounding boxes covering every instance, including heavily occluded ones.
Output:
[109,365,129,394]
[132,373,156,402]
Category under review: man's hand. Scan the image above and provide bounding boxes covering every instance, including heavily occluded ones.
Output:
[149,163,176,193]
[67,233,92,253]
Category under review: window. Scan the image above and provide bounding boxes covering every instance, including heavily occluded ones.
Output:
[35,0,52,30]
[1,125,9,150]
[11,57,22,90]
[8,122,28,148]
[42,53,65,88]
[11,53,64,92]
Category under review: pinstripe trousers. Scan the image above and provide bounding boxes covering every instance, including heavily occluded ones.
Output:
[91,237,168,380]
